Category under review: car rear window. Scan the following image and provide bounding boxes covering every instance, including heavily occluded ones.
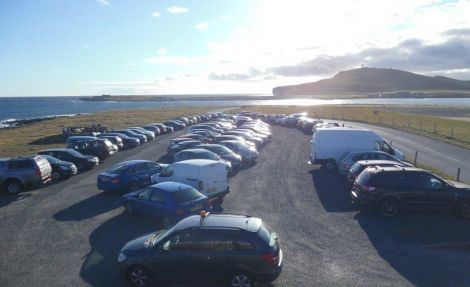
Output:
[172,188,201,203]
[258,223,278,247]
[356,169,372,185]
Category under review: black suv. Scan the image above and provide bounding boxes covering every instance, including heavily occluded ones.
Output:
[118,213,283,287]
[351,166,470,217]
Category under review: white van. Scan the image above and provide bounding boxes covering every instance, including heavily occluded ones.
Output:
[150,159,229,206]
[310,128,404,171]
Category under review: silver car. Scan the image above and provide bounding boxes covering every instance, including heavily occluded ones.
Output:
[0,155,52,194]
[338,150,403,176]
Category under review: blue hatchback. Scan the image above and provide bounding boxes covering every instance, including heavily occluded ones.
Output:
[97,160,167,192]
[122,182,211,227]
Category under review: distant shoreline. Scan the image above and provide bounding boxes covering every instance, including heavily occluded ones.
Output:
[79,92,470,102]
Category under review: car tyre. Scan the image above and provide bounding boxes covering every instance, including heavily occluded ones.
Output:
[229,271,254,287]
[457,200,470,219]
[380,198,399,217]
[5,180,22,195]
[323,159,336,172]
[127,265,152,287]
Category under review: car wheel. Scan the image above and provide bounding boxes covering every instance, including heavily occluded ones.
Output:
[380,198,399,217]
[128,181,139,192]
[458,200,470,219]
[125,203,134,215]
[323,159,336,172]
[51,171,62,181]
[5,180,22,195]
[162,216,172,228]
[229,271,253,287]
[127,265,152,287]
[75,163,84,171]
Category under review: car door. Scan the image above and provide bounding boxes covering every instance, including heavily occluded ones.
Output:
[131,187,155,217]
[399,172,434,207]
[128,164,150,187]
[144,162,163,183]
[419,173,453,208]
[148,190,168,218]
[195,231,236,281]
[152,230,202,280]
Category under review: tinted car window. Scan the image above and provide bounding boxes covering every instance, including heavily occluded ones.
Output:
[172,188,201,203]
[138,187,153,200]
[419,173,444,190]
[235,237,256,251]
[199,232,235,252]
[150,191,165,203]
[8,160,33,169]
[107,164,129,175]
[356,169,372,185]
[163,231,199,251]
[160,167,173,177]
[144,162,160,170]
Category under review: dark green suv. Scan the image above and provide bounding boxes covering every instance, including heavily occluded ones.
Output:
[118,213,283,287]
[351,166,470,217]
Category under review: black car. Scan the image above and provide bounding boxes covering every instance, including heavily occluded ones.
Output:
[41,155,77,181]
[118,212,283,287]
[66,139,115,161]
[38,148,99,171]
[163,120,185,131]
[113,130,147,143]
[167,140,203,156]
[351,166,470,218]
[142,125,161,135]
[197,144,242,168]
[101,133,140,149]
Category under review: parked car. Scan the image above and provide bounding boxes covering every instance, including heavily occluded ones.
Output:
[310,128,404,171]
[112,130,147,143]
[178,133,211,143]
[149,123,173,134]
[151,159,229,206]
[351,166,470,218]
[118,212,283,287]
[142,125,161,135]
[41,155,77,181]
[98,135,124,150]
[196,144,243,169]
[167,140,203,156]
[173,149,232,172]
[189,124,224,134]
[223,131,264,148]
[122,182,210,227]
[100,133,140,148]
[38,148,99,171]
[66,135,99,146]
[129,128,155,141]
[338,150,404,176]
[190,129,220,138]
[67,138,115,160]
[347,160,413,183]
[0,156,52,194]
[214,135,256,148]
[219,140,259,163]
[97,160,167,192]
[163,120,185,131]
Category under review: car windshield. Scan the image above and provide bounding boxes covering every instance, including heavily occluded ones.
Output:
[356,169,372,185]
[150,227,175,247]
[107,163,129,175]
[200,151,219,160]
[43,155,61,164]
[172,187,202,203]
[209,145,231,155]
[66,149,84,157]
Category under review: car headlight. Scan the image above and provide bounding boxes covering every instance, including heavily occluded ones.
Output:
[118,252,127,263]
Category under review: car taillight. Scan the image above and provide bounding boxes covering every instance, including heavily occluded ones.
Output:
[111,178,120,183]
[261,253,275,266]
[175,209,185,216]
[362,185,376,192]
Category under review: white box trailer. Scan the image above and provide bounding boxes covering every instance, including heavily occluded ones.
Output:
[310,127,404,171]
[151,159,229,206]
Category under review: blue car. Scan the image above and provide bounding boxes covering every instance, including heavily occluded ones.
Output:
[97,160,167,192]
[122,182,211,227]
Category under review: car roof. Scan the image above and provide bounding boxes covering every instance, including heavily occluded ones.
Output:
[115,160,153,166]
[177,148,211,155]
[40,148,75,152]
[368,165,425,173]
[150,181,193,192]
[355,160,401,166]
[181,140,202,144]
[174,213,262,233]
[172,159,219,167]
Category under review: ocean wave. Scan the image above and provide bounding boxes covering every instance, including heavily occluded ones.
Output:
[0,114,78,129]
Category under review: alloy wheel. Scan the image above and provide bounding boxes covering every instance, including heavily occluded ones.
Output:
[129,267,149,287]
[7,182,21,194]
[231,274,252,287]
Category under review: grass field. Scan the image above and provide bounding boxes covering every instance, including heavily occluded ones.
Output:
[0,107,215,158]
[232,105,470,150]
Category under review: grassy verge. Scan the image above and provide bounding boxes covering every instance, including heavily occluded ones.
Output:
[230,105,470,150]
[0,107,216,158]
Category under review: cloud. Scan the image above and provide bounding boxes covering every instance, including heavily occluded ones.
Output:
[81,44,91,49]
[167,6,188,14]
[209,68,264,81]
[96,0,110,5]
[269,35,470,77]
[195,16,228,30]
[151,11,161,17]
[195,22,209,30]
[443,28,470,37]
[157,47,167,55]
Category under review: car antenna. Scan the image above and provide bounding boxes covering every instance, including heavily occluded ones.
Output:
[200,210,210,226]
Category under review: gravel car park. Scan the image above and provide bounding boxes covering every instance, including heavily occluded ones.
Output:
[1,120,470,287]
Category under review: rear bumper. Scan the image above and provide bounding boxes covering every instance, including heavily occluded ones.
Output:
[257,250,283,283]
[351,190,373,205]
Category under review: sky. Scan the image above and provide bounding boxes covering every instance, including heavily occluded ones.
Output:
[1,0,470,97]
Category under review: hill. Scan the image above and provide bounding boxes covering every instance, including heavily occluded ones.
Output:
[272,67,470,97]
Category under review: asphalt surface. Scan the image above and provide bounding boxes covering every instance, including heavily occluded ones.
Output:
[339,121,470,183]
[1,125,470,287]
